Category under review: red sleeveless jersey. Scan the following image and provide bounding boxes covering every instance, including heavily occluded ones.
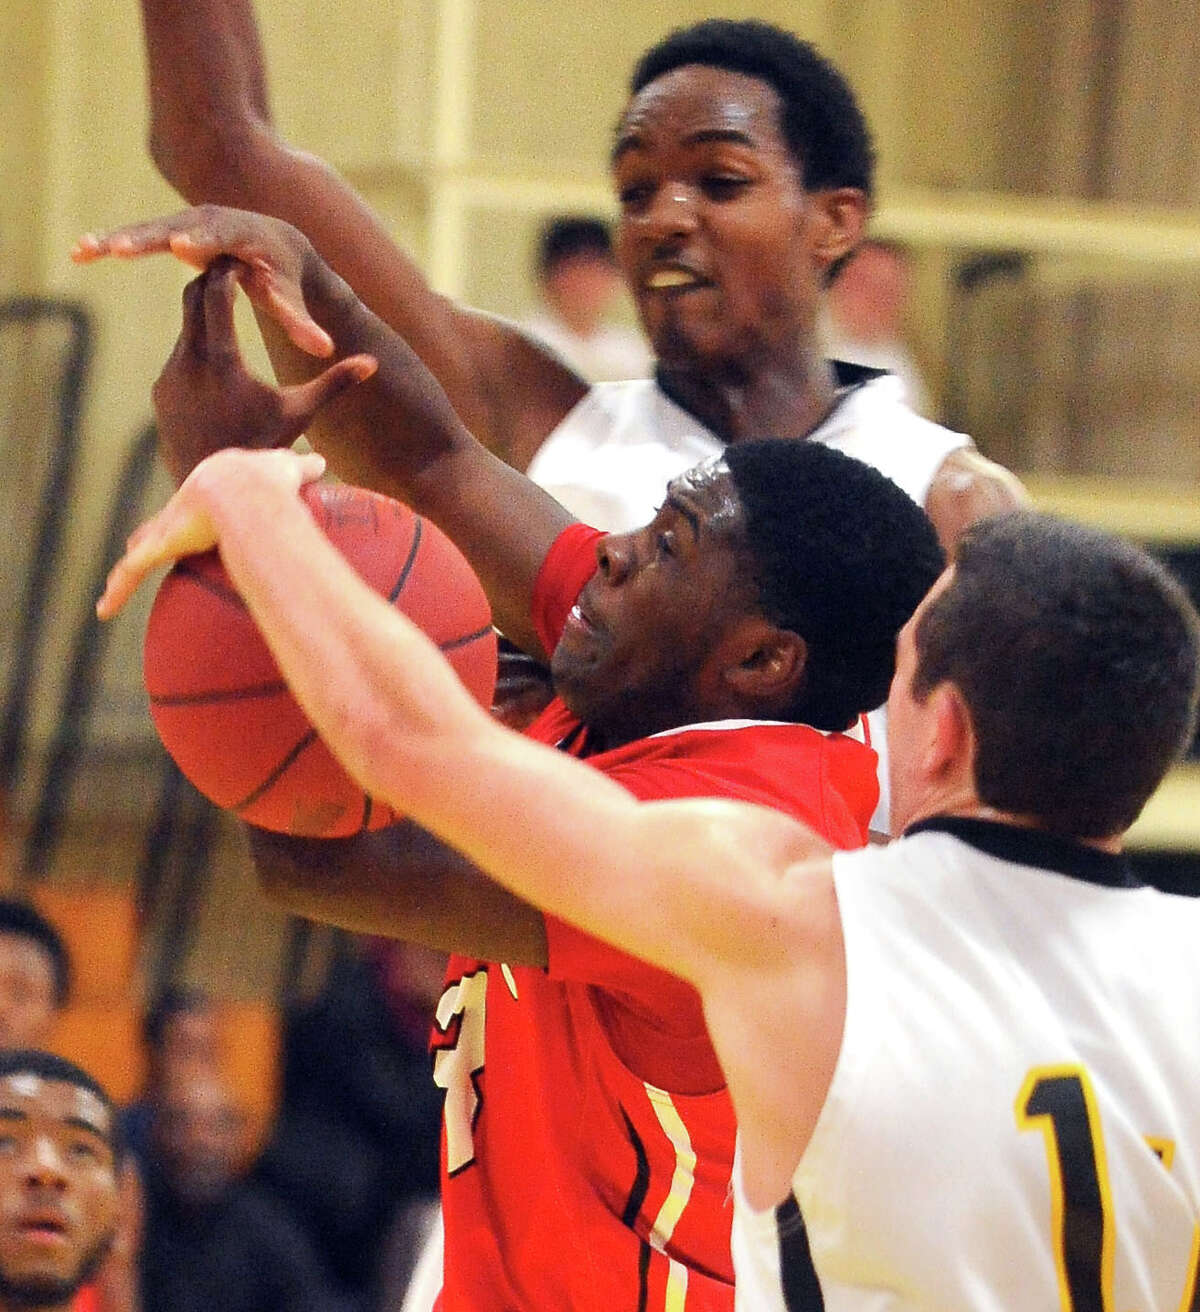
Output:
[432,524,877,1310]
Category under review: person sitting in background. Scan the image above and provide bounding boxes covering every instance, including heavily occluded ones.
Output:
[118,987,220,1173]
[0,900,70,1050]
[823,238,931,416]
[521,215,652,383]
[139,1070,345,1312]
[0,1049,121,1312]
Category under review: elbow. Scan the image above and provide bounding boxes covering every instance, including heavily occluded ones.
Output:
[146,112,280,207]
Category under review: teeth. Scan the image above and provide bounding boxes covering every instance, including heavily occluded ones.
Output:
[647,269,697,289]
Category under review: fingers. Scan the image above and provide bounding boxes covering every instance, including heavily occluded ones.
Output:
[253,269,335,358]
[71,212,194,265]
[202,257,245,366]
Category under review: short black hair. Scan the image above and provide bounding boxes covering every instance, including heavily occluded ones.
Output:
[0,899,71,1007]
[630,19,875,198]
[724,440,944,731]
[143,985,213,1051]
[0,1048,115,1129]
[913,512,1200,838]
[536,216,615,279]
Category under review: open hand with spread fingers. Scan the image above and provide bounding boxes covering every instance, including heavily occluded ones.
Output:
[72,204,335,360]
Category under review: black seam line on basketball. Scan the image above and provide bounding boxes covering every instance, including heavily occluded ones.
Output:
[438,625,494,652]
[357,793,373,834]
[233,729,319,812]
[149,681,291,707]
[387,516,423,602]
[174,559,248,611]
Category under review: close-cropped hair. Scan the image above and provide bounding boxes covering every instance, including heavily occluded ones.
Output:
[913,511,1200,838]
[0,1048,117,1134]
[724,440,944,732]
[630,18,875,198]
[0,898,71,1007]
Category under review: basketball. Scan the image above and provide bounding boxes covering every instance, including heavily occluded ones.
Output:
[143,481,497,837]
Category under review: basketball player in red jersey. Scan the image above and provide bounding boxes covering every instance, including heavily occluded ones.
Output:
[0,1051,121,1312]
[87,254,944,1309]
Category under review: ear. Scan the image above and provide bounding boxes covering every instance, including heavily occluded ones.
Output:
[808,187,870,275]
[721,621,808,707]
[923,681,975,783]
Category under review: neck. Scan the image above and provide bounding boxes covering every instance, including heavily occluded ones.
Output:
[656,348,840,443]
[902,797,1124,855]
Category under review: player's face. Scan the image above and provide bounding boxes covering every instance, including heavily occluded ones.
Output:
[886,568,954,831]
[0,936,58,1051]
[551,457,759,743]
[0,1074,118,1308]
[611,65,833,375]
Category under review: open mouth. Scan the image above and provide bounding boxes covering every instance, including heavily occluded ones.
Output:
[643,267,709,293]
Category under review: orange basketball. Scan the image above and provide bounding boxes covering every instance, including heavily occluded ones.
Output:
[143,482,496,836]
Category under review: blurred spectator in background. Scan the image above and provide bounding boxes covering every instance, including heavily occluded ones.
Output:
[0,899,70,1049]
[139,1070,344,1312]
[118,988,219,1172]
[824,238,931,416]
[521,215,652,383]
[0,906,138,1312]
[0,1049,121,1312]
[252,941,443,1311]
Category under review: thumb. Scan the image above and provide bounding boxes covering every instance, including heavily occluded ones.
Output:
[286,354,378,421]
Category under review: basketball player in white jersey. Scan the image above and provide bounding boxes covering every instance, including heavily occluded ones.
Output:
[102,432,1200,1309]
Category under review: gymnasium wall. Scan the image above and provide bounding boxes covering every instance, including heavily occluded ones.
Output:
[2,0,1199,763]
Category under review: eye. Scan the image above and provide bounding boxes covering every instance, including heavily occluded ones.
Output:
[617,180,654,212]
[67,1139,101,1162]
[656,531,677,558]
[701,174,751,201]
[0,1135,16,1154]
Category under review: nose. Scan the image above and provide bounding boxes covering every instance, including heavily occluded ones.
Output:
[596,533,635,586]
[24,1136,67,1189]
[636,185,698,247]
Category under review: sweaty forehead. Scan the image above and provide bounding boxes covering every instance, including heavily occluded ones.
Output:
[615,64,787,156]
[669,457,744,530]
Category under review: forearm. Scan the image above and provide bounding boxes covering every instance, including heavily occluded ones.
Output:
[248,825,549,965]
[141,0,274,200]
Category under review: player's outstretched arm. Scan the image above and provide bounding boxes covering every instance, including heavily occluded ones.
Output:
[100,441,834,991]
[137,0,585,470]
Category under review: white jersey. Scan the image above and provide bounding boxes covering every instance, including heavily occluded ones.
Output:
[526,367,969,833]
[524,366,968,532]
[731,818,1200,1311]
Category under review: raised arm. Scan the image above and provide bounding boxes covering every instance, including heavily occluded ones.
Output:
[137,0,586,469]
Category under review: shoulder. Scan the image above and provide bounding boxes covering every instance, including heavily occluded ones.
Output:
[924,446,1029,552]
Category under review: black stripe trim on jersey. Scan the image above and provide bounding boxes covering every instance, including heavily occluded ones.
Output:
[619,1106,652,1312]
[903,817,1140,889]
[775,1193,824,1312]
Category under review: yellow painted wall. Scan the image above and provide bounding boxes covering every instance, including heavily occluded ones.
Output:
[1,0,1197,758]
